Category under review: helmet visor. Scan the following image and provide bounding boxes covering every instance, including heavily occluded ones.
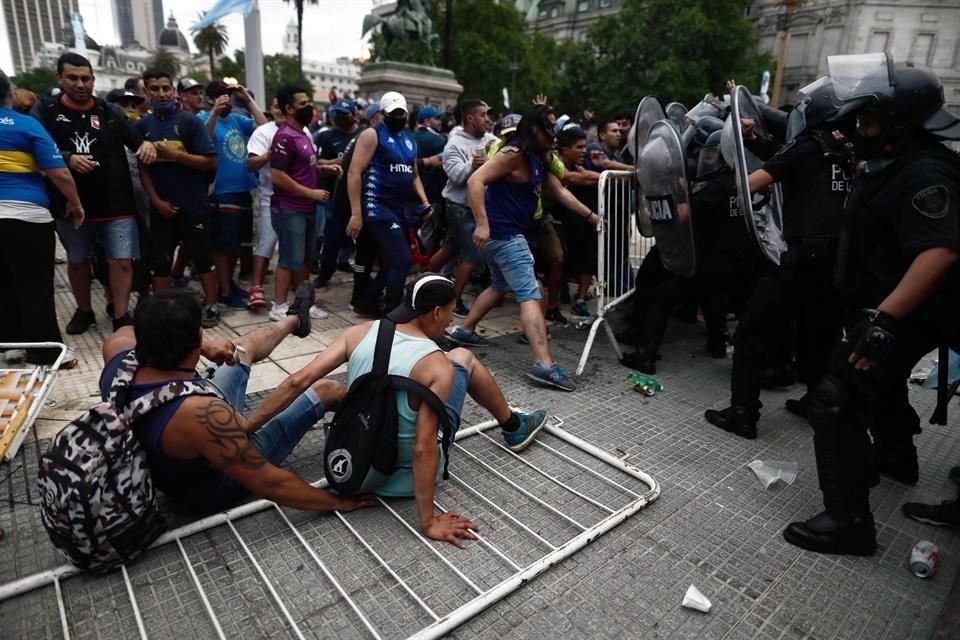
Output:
[827,53,895,100]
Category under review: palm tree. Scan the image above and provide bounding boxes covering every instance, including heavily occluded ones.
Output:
[191,13,230,77]
[149,49,181,77]
[282,0,318,75]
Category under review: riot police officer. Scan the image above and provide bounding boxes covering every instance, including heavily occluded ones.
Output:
[705,80,851,438]
[784,55,960,555]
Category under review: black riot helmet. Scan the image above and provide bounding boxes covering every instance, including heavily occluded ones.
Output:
[785,76,845,141]
[828,52,960,140]
[696,129,726,179]
[681,115,725,157]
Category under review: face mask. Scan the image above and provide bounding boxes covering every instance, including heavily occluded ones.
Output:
[151,100,174,115]
[385,115,406,134]
[294,104,314,126]
[335,113,354,130]
[852,132,886,159]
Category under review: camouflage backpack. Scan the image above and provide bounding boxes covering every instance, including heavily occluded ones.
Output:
[38,351,217,572]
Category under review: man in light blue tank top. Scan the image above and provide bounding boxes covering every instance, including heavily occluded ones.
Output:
[259,273,548,548]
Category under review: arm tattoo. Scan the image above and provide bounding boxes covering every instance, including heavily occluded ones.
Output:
[196,399,266,470]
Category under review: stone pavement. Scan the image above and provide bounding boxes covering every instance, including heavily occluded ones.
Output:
[1,261,959,639]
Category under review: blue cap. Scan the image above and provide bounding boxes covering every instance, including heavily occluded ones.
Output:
[417,105,442,122]
[364,102,380,121]
[331,98,356,114]
[495,113,522,136]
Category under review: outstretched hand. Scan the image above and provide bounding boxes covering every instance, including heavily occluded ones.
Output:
[424,512,479,549]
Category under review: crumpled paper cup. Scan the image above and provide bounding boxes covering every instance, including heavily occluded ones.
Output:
[682,584,711,613]
[747,460,798,489]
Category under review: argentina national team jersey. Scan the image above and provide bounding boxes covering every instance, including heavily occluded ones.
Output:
[362,123,417,222]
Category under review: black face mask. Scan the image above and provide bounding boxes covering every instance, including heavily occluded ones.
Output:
[852,132,886,160]
[294,104,314,126]
[385,115,406,134]
[335,113,354,130]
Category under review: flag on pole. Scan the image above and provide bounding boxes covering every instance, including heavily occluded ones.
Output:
[193,0,256,29]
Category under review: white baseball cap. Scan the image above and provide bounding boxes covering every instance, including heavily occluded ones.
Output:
[380,91,408,115]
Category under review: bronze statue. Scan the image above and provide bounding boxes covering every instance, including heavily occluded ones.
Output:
[362,0,438,47]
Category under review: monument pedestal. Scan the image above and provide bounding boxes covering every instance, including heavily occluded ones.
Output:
[358,61,463,111]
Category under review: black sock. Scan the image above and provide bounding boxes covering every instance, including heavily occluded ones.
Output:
[500,412,520,432]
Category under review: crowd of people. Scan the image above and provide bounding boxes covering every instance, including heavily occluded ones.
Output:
[3,50,960,554]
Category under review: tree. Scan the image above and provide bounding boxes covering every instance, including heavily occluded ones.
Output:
[282,0,319,76]
[562,0,774,114]
[149,49,181,77]
[191,13,229,76]
[216,50,314,105]
[11,67,57,95]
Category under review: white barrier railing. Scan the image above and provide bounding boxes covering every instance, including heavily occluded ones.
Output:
[0,416,659,640]
[576,171,655,375]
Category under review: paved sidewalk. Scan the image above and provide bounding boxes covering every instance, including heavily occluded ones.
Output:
[1,263,958,639]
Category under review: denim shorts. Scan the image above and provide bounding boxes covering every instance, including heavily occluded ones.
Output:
[199,359,326,509]
[210,192,253,252]
[481,234,541,303]
[270,208,316,270]
[444,200,481,265]
[55,217,140,263]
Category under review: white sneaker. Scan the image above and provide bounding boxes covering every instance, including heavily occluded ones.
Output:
[309,303,329,319]
[268,302,289,322]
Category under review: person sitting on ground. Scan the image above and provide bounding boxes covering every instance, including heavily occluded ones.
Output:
[249,273,548,547]
[98,284,375,515]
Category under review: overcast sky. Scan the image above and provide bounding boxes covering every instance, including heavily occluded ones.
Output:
[1,0,374,74]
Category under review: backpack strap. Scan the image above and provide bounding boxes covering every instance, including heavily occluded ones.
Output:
[108,350,141,408]
[122,379,219,424]
[372,319,397,377]
[388,375,455,479]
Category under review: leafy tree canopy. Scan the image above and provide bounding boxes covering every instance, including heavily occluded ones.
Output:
[216,51,314,105]
[11,67,57,95]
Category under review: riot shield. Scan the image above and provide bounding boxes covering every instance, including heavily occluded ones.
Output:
[722,85,786,265]
[636,120,696,277]
[665,102,688,132]
[629,96,666,167]
[627,96,665,238]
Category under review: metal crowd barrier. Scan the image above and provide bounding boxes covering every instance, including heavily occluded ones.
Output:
[576,171,655,375]
[0,416,659,640]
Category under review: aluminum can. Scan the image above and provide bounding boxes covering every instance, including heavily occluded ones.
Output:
[910,540,939,578]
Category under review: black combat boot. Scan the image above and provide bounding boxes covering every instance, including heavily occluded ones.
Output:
[760,365,796,389]
[704,405,758,439]
[783,511,877,556]
[785,393,811,419]
[621,347,657,374]
[705,331,730,358]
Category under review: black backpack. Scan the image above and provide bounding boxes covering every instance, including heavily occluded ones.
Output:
[324,320,452,494]
[38,351,217,571]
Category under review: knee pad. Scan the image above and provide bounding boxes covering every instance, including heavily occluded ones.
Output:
[808,374,847,434]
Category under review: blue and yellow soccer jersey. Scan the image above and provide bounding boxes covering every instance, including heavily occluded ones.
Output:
[0,107,65,208]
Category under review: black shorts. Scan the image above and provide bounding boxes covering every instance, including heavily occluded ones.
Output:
[149,208,214,277]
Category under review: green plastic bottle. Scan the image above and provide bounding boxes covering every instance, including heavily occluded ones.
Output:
[627,372,664,396]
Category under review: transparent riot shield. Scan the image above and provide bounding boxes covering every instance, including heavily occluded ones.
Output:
[722,85,786,265]
[636,120,696,277]
[627,96,666,238]
[665,102,689,133]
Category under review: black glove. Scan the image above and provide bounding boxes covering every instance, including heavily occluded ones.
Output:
[850,308,897,365]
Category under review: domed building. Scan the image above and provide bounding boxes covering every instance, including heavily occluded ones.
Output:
[158,14,191,54]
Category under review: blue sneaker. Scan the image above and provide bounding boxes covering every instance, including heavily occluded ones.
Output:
[218,289,248,309]
[453,300,471,319]
[526,361,576,391]
[571,300,591,318]
[502,410,548,452]
[448,326,488,347]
